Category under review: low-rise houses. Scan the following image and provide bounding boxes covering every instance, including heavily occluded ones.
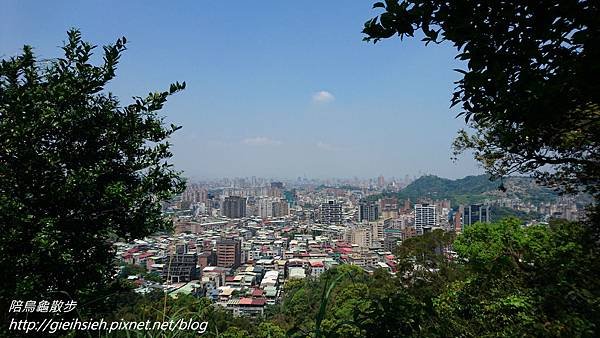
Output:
[117,177,582,317]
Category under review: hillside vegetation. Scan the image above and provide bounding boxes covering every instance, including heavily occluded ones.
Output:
[393,175,560,205]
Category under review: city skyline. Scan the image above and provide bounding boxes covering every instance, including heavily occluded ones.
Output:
[181,173,454,183]
[1,1,482,179]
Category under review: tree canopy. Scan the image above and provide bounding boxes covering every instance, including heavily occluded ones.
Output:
[0,29,185,314]
[267,219,600,337]
[363,0,600,199]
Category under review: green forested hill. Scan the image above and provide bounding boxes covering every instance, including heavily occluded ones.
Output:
[394,174,559,205]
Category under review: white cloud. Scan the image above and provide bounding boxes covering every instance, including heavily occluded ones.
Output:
[316,141,339,151]
[312,90,335,103]
[242,136,282,146]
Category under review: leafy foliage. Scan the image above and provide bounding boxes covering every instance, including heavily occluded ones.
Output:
[363,0,600,199]
[361,7,600,334]
[0,29,185,319]
[99,292,255,337]
[271,219,600,337]
[489,205,542,222]
[443,218,600,336]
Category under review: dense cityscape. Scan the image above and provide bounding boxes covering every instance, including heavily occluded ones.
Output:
[117,175,586,318]
[3,1,598,336]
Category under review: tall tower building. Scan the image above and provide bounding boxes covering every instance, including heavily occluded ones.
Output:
[216,239,241,268]
[162,243,198,283]
[380,197,398,219]
[453,206,464,233]
[370,221,384,244]
[346,226,372,248]
[270,181,284,190]
[319,200,342,224]
[377,175,385,188]
[271,199,289,218]
[414,203,437,235]
[183,185,208,203]
[257,198,274,218]
[222,196,246,219]
[463,204,490,228]
[358,200,379,222]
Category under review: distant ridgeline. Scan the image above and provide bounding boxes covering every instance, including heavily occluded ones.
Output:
[375,174,591,207]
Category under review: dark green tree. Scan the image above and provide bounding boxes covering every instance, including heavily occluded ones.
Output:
[277,264,433,338]
[363,0,600,198]
[354,269,427,338]
[394,229,463,301]
[438,218,600,336]
[108,293,258,338]
[0,29,185,315]
[256,322,286,338]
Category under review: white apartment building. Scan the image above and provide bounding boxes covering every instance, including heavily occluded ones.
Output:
[414,204,437,235]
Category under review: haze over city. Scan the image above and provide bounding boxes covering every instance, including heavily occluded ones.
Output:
[1,0,482,179]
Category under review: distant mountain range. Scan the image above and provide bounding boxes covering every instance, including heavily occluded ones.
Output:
[394,174,560,206]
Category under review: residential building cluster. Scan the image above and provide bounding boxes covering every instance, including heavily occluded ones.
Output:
[121,176,585,317]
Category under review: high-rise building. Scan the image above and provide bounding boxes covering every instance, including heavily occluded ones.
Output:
[370,220,384,244]
[245,197,259,217]
[181,184,208,204]
[435,200,452,226]
[380,198,398,212]
[162,244,198,283]
[222,196,246,219]
[414,203,437,235]
[271,199,289,218]
[257,198,273,218]
[216,239,241,269]
[453,206,463,233]
[346,226,372,248]
[256,198,289,218]
[463,204,490,228]
[283,189,297,206]
[319,200,342,224]
[358,200,379,222]
[377,175,385,187]
[270,181,284,190]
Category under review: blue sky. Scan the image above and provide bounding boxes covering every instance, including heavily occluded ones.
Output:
[1,1,481,180]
